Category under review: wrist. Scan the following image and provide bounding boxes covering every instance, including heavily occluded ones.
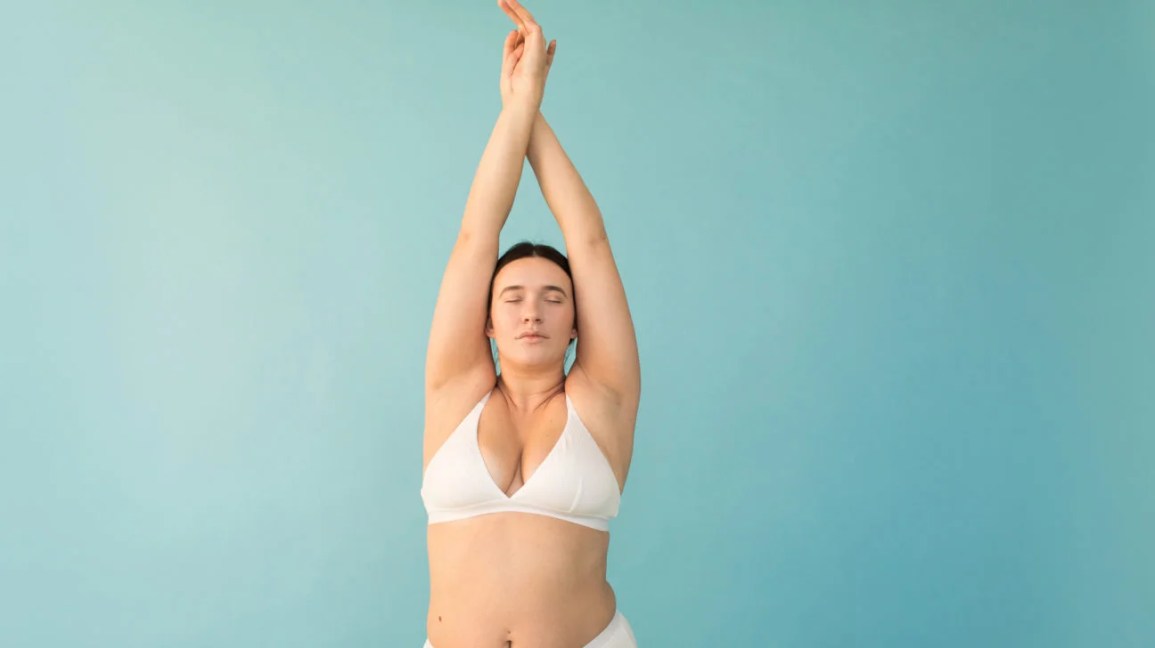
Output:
[501,100,540,121]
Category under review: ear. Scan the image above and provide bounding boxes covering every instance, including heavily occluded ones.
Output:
[486,316,495,339]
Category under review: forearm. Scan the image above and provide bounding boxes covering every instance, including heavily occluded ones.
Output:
[527,111,607,246]
[460,103,537,239]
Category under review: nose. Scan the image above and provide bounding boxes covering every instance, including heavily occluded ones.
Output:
[522,303,542,323]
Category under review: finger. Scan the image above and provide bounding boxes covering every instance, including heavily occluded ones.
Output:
[498,38,512,73]
[506,30,526,62]
[505,0,538,35]
[505,0,535,22]
[503,29,517,57]
[546,39,556,67]
[497,0,525,33]
[505,31,524,58]
[502,40,517,77]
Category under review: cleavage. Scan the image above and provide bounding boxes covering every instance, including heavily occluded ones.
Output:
[477,396,567,498]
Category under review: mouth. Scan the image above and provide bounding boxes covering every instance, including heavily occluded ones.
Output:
[519,333,547,341]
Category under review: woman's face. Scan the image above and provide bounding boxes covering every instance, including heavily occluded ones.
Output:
[487,256,577,370]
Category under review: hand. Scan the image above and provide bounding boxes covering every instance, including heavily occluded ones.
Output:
[498,0,556,111]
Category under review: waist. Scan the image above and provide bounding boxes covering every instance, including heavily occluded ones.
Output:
[428,512,611,597]
[428,567,616,646]
[428,577,616,628]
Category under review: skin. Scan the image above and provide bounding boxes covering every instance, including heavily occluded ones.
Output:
[486,256,577,382]
[422,1,640,645]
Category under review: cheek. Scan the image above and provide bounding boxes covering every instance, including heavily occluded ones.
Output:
[557,305,576,331]
[494,308,518,333]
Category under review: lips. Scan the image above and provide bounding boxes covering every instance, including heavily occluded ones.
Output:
[518,332,547,340]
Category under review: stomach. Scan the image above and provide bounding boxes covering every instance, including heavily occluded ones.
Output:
[426,512,617,648]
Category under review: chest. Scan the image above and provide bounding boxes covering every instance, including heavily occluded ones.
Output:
[476,396,569,496]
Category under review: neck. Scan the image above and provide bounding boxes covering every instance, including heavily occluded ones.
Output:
[495,365,565,414]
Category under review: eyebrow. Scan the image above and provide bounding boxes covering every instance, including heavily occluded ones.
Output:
[498,285,569,298]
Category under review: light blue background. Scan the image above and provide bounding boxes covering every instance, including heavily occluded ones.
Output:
[3,1,1153,646]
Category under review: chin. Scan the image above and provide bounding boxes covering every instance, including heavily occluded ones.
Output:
[500,346,567,370]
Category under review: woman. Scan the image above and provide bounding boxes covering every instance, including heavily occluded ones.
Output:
[419,1,641,646]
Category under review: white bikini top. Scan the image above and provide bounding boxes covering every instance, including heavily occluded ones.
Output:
[420,389,621,531]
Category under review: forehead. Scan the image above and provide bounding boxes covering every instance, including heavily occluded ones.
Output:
[493,257,571,289]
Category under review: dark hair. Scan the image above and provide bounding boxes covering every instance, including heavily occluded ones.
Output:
[487,241,576,341]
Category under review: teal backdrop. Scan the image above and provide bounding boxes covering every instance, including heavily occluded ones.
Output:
[3,1,1153,646]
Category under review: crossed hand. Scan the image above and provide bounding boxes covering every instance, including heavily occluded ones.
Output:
[498,0,557,110]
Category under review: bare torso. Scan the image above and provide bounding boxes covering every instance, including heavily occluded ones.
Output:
[422,372,634,648]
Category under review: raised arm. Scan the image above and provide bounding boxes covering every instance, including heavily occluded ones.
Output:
[424,106,534,392]
[425,12,556,392]
[526,111,641,406]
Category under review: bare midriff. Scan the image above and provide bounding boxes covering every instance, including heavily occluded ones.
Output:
[426,512,617,648]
